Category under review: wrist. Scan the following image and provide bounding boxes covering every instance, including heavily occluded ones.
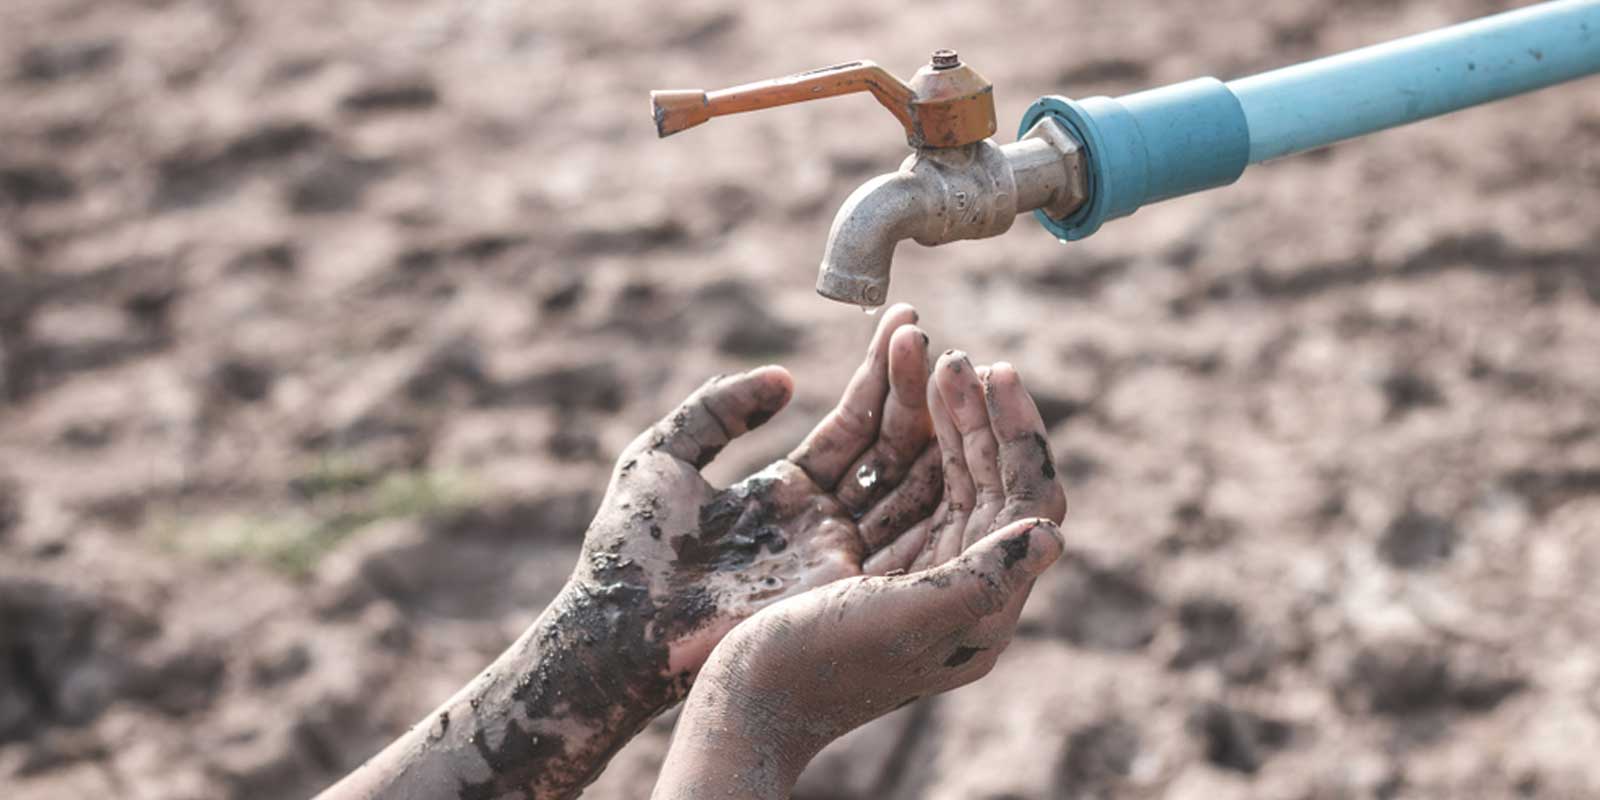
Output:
[654,648,823,799]
[542,576,688,715]
[429,578,686,798]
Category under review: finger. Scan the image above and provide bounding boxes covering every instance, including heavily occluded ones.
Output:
[909,529,940,572]
[983,363,1068,526]
[929,358,976,511]
[924,358,974,566]
[886,518,1065,631]
[857,443,942,553]
[832,325,934,512]
[788,304,918,489]
[930,514,967,567]
[933,352,1002,547]
[863,515,933,576]
[630,366,794,470]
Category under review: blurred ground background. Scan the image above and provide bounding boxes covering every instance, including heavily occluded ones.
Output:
[2,0,1599,797]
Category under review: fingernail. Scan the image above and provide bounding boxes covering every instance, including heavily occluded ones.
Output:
[1029,517,1064,546]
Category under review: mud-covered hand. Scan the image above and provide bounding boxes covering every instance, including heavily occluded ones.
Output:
[859,351,1071,575]
[652,358,1068,800]
[313,305,947,800]
[652,519,1063,800]
[581,303,946,681]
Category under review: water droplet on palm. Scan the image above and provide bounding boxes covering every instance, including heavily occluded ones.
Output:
[856,463,878,490]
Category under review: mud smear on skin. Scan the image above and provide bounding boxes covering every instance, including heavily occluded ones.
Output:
[674,374,787,468]
[457,544,704,798]
[1000,532,1031,569]
[944,645,986,668]
[659,406,725,468]
[457,440,812,795]
[694,444,725,469]
[1034,433,1057,480]
[672,478,788,572]
[745,408,776,430]
[878,450,945,532]
[458,474,806,795]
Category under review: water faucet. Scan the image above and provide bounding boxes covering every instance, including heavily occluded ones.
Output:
[651,52,1088,306]
[651,2,1600,307]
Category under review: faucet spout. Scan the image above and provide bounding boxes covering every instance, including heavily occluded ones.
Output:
[815,171,931,306]
[816,119,1088,307]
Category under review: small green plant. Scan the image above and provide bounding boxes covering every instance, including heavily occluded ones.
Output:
[154,464,479,578]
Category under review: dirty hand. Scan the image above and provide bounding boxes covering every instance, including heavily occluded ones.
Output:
[652,357,1068,800]
[576,303,947,686]
[314,305,954,800]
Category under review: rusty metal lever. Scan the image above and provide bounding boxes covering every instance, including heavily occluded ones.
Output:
[651,51,997,149]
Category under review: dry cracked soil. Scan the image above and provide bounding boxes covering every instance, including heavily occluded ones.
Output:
[2,0,1600,798]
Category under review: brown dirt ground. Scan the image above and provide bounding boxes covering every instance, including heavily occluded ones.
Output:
[3,0,1600,797]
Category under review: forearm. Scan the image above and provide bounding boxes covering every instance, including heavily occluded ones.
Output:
[319,581,684,800]
[653,677,819,800]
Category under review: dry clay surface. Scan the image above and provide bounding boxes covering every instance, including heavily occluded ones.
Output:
[3,0,1600,797]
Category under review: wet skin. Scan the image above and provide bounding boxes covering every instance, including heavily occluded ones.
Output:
[317,305,989,800]
[652,357,1068,799]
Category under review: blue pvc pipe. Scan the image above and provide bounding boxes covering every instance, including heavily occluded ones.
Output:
[1020,83,1250,241]
[1232,0,1600,163]
[1021,0,1600,241]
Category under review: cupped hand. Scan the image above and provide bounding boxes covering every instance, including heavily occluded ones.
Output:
[652,359,1068,798]
[699,516,1063,749]
[576,304,951,682]
[861,351,1069,575]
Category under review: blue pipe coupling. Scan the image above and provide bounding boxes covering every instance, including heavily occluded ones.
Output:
[1019,79,1251,241]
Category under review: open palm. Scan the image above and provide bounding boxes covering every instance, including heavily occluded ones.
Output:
[577,305,945,674]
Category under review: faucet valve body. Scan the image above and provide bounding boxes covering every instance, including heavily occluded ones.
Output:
[652,50,1049,306]
[815,119,1086,306]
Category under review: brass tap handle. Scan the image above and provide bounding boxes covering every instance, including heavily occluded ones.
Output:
[652,61,916,138]
[651,50,997,149]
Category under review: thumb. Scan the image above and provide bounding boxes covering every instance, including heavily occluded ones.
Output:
[631,366,794,469]
[918,518,1065,626]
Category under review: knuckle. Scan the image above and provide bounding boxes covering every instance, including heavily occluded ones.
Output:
[1047,488,1068,522]
[694,396,734,440]
[1004,481,1044,502]
[834,405,877,439]
[959,569,1008,621]
[971,439,997,462]
[996,500,1035,527]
